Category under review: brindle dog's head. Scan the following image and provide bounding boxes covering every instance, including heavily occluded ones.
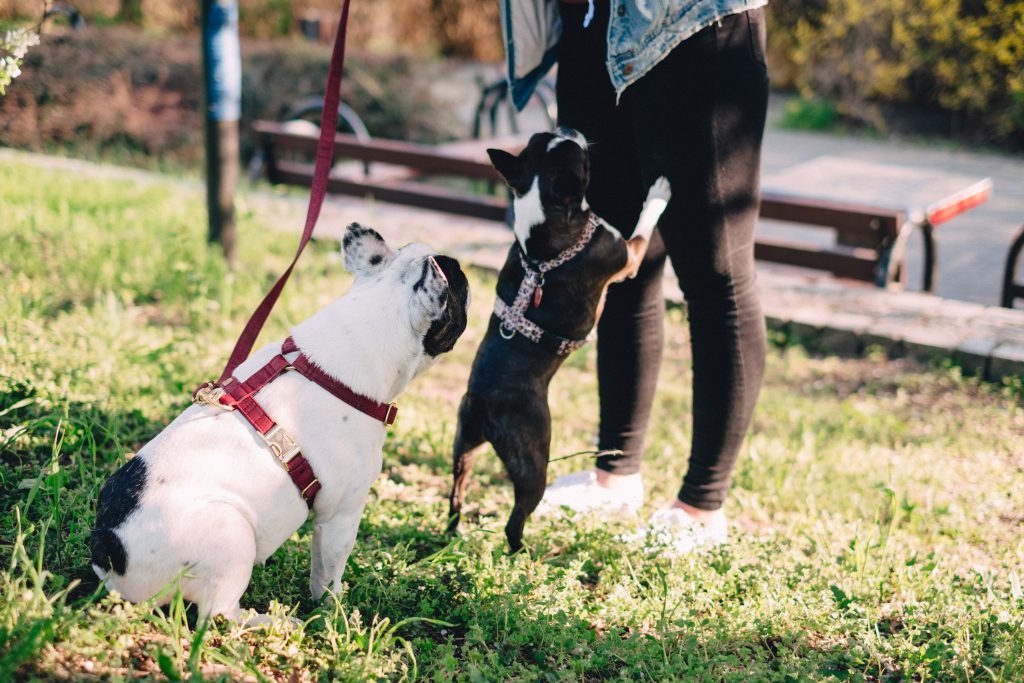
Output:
[487,127,590,209]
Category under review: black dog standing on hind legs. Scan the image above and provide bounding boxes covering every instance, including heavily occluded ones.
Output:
[447,127,670,552]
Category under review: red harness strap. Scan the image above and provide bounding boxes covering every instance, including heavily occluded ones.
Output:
[282,338,399,426]
[196,337,397,507]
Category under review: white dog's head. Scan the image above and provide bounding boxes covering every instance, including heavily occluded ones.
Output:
[341,222,470,360]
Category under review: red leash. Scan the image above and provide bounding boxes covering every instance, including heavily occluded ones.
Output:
[191,1,399,508]
[217,0,351,385]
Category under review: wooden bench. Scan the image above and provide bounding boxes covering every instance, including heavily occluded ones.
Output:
[253,121,926,290]
[756,193,910,289]
[255,120,508,222]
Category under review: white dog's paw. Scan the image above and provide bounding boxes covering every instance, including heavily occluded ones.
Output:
[238,612,303,630]
[646,176,672,204]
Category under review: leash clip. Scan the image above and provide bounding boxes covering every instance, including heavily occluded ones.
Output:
[193,382,231,410]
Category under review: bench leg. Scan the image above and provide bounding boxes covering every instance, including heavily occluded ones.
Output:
[877,219,938,293]
[877,219,914,290]
[920,220,937,293]
[1001,225,1024,309]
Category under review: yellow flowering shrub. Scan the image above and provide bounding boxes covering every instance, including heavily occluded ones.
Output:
[768,0,1024,145]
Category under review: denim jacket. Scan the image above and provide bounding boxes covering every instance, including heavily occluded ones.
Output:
[501,0,768,109]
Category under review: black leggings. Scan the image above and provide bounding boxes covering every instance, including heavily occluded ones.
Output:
[556,3,769,510]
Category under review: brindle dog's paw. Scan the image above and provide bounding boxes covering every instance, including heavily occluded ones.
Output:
[646,176,672,204]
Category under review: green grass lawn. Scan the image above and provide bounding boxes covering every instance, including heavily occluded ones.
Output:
[1,160,1023,682]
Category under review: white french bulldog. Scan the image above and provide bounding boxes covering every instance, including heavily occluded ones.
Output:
[90,223,470,619]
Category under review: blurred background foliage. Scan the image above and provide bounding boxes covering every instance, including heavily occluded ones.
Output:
[1,0,1021,155]
[0,28,457,167]
[766,0,1024,146]
[0,0,503,58]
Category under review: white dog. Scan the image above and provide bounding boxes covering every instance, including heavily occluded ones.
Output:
[90,223,470,619]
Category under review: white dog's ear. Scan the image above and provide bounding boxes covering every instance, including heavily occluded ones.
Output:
[342,223,393,276]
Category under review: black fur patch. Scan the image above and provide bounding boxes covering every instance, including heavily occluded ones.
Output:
[423,255,469,356]
[412,260,430,293]
[343,222,382,248]
[90,456,148,575]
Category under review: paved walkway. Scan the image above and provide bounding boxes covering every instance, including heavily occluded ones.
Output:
[5,127,1023,383]
[249,183,1024,384]
[433,65,1024,306]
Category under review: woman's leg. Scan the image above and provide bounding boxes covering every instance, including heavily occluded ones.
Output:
[626,8,770,512]
[556,0,665,479]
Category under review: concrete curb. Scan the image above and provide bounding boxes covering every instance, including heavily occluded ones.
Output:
[753,272,1024,383]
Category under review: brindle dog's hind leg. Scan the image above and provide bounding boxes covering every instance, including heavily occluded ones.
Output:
[489,401,552,553]
[447,393,487,534]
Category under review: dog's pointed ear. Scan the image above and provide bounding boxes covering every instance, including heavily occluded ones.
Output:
[487,148,529,194]
[343,222,393,277]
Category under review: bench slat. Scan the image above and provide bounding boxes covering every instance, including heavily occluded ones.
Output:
[271,160,508,222]
[754,237,878,282]
[256,121,502,181]
[760,191,902,248]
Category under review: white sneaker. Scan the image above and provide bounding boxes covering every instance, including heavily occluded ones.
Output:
[628,507,729,555]
[533,470,644,518]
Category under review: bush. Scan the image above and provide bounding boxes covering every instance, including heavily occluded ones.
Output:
[0,26,457,167]
[1,0,503,60]
[768,0,1024,147]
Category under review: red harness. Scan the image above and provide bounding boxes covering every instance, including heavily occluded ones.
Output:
[193,337,397,507]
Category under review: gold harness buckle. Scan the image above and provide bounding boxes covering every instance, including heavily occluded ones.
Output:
[263,424,302,465]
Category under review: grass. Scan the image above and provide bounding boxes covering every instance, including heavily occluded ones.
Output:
[1,159,1023,681]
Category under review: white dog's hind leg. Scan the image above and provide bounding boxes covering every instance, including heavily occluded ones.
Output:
[309,508,364,599]
[184,507,258,620]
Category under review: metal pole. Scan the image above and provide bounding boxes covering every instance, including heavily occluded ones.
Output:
[202,0,241,265]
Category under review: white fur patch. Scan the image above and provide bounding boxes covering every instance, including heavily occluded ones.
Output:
[548,128,589,152]
[546,137,566,152]
[513,176,545,252]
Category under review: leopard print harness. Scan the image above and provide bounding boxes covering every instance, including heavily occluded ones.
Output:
[493,213,599,356]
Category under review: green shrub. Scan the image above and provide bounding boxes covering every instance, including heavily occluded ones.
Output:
[781,96,840,131]
[768,0,1024,147]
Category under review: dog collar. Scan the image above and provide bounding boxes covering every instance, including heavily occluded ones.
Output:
[192,337,397,507]
[494,213,599,355]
